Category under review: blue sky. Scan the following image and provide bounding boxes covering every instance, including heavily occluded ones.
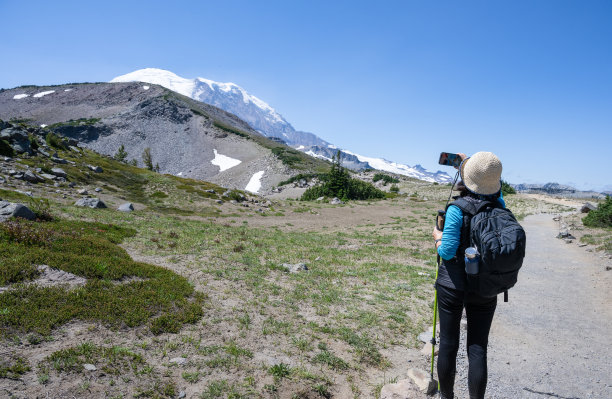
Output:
[1,0,611,191]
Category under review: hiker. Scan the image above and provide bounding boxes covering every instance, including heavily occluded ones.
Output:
[431,151,505,399]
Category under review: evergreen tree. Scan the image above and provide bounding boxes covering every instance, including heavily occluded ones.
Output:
[114,144,128,162]
[142,147,154,171]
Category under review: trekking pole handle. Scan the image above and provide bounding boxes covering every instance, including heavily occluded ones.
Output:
[436,210,445,231]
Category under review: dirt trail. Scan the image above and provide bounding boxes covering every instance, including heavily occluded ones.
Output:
[453,213,612,399]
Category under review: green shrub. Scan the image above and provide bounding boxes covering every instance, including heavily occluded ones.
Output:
[0,218,204,336]
[301,152,385,201]
[0,140,14,157]
[372,173,399,185]
[113,144,128,162]
[501,180,516,195]
[583,196,612,228]
[213,121,250,139]
[390,184,399,193]
[45,132,66,149]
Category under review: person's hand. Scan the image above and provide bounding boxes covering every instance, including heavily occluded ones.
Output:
[454,153,467,170]
[432,227,443,241]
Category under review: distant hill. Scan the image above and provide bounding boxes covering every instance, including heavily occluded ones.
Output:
[0,82,328,193]
[512,182,606,199]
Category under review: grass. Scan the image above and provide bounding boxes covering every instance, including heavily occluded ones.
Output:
[0,355,31,379]
[0,218,205,337]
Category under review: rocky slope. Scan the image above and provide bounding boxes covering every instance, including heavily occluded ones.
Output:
[513,182,606,199]
[0,83,328,193]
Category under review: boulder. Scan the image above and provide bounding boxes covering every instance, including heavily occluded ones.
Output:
[117,203,134,212]
[51,157,68,164]
[40,173,56,180]
[581,203,597,213]
[83,364,97,371]
[407,368,437,394]
[77,189,89,195]
[94,187,102,193]
[0,201,36,222]
[282,263,308,273]
[380,379,419,399]
[330,197,344,205]
[50,168,67,178]
[74,198,107,209]
[88,165,103,173]
[169,357,187,366]
[22,171,44,183]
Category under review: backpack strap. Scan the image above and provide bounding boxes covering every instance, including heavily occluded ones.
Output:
[450,197,499,216]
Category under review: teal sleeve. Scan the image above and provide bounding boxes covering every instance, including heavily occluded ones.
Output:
[437,205,463,260]
[498,190,506,208]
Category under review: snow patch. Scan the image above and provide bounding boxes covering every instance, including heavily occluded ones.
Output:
[33,90,55,98]
[306,150,332,162]
[211,149,241,172]
[327,144,337,149]
[177,172,183,176]
[64,89,72,92]
[13,94,29,99]
[40,124,47,128]
[143,85,150,90]
[296,145,305,150]
[245,171,265,193]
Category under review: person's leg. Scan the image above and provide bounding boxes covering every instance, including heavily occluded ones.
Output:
[436,284,464,399]
[465,293,497,399]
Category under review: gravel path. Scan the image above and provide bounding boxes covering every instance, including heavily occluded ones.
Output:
[453,213,612,399]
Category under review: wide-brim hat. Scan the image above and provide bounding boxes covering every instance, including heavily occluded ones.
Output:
[460,151,502,195]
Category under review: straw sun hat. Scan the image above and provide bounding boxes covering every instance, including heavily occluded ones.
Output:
[460,151,502,195]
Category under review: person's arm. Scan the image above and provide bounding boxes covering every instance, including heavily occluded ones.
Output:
[432,205,463,260]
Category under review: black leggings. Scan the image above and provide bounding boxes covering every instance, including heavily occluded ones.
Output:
[436,284,497,399]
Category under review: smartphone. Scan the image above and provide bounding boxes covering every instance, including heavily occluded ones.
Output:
[438,152,462,167]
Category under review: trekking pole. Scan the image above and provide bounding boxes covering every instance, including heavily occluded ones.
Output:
[430,210,445,390]
[430,253,440,383]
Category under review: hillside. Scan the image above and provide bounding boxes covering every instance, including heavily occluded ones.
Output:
[0,82,330,194]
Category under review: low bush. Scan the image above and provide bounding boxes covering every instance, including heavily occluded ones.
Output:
[372,173,399,185]
[0,139,14,157]
[302,152,385,201]
[0,218,204,336]
[583,196,612,228]
[501,180,516,195]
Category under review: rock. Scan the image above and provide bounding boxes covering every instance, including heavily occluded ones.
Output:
[282,263,308,273]
[77,189,88,195]
[83,363,97,371]
[169,357,187,366]
[74,198,107,209]
[204,189,215,194]
[68,182,76,188]
[556,231,575,240]
[316,196,325,201]
[178,391,186,399]
[95,187,102,193]
[407,368,437,394]
[88,165,103,173]
[581,203,597,213]
[40,173,56,180]
[605,266,611,271]
[330,197,344,205]
[0,201,36,222]
[50,167,67,178]
[22,171,43,183]
[38,149,50,157]
[51,157,68,164]
[69,146,80,152]
[420,342,439,357]
[418,331,433,343]
[215,200,223,204]
[380,378,419,399]
[117,203,134,212]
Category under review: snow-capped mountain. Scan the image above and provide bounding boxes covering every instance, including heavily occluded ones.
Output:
[112,68,328,147]
[111,68,451,183]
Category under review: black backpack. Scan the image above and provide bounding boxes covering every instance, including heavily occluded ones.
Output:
[451,197,527,301]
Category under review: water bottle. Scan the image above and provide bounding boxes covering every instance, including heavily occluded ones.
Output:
[464,247,480,275]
